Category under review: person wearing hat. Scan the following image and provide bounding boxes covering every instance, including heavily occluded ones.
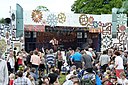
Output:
[0,51,8,85]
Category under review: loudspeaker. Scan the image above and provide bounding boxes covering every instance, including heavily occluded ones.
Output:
[4,18,11,24]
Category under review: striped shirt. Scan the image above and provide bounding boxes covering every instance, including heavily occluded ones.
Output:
[46,54,55,66]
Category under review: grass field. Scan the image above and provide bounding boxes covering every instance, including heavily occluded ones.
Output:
[59,74,66,84]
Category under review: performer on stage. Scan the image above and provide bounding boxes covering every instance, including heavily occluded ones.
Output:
[49,37,58,52]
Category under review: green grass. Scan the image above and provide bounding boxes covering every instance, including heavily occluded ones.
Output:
[59,74,66,84]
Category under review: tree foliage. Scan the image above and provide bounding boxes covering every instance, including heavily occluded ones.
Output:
[0,18,5,24]
[71,0,127,14]
[36,6,49,11]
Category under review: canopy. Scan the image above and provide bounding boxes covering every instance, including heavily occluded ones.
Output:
[24,25,45,32]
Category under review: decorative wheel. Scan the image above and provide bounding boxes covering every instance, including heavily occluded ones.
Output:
[79,14,88,26]
[93,21,98,28]
[119,25,126,31]
[88,16,94,24]
[102,35,112,48]
[117,14,127,25]
[31,10,42,23]
[0,39,7,53]
[58,13,66,23]
[47,14,58,27]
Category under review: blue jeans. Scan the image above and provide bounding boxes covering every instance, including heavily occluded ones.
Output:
[32,64,39,79]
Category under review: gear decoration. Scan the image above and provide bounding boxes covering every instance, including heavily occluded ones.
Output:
[93,21,98,28]
[0,39,7,53]
[88,16,94,24]
[79,14,88,26]
[58,13,66,23]
[117,14,127,25]
[31,10,42,23]
[98,21,102,26]
[119,25,126,31]
[102,35,112,48]
[47,14,58,27]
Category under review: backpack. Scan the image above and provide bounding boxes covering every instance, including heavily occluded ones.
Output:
[81,71,96,85]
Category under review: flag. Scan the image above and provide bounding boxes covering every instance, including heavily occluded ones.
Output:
[16,4,24,37]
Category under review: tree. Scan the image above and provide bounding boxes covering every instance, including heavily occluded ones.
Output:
[36,6,49,11]
[0,18,5,24]
[71,0,126,14]
[122,0,128,13]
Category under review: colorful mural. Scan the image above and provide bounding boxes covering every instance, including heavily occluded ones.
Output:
[112,14,127,50]
[10,9,128,52]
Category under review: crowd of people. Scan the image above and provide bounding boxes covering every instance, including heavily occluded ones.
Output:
[0,46,128,85]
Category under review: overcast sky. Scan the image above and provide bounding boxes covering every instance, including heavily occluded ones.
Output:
[0,0,75,18]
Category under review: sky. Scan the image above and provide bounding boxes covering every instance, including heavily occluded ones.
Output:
[0,0,75,18]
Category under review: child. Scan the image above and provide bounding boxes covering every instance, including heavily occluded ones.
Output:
[9,73,15,85]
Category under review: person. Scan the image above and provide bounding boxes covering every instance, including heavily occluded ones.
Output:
[63,75,79,85]
[99,50,110,73]
[38,51,45,77]
[16,51,24,69]
[48,68,59,85]
[9,73,15,85]
[28,74,35,85]
[66,48,72,65]
[7,50,15,73]
[71,47,82,69]
[30,68,37,81]
[43,76,50,85]
[13,71,31,85]
[45,49,56,74]
[123,50,128,70]
[26,51,33,67]
[23,67,30,77]
[21,49,28,66]
[56,50,64,73]
[0,51,8,85]
[49,37,58,52]
[30,50,40,79]
[117,72,128,85]
[114,50,124,78]
[81,50,93,73]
